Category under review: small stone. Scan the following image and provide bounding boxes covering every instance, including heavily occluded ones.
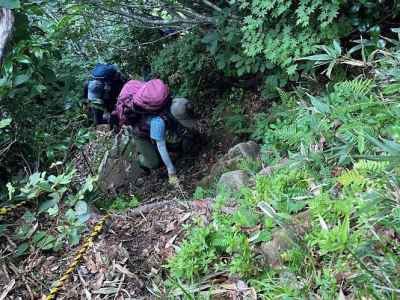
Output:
[236,280,249,291]
[280,270,305,290]
[259,166,274,176]
[227,141,260,160]
[258,158,290,177]
[218,170,251,192]
[260,229,294,268]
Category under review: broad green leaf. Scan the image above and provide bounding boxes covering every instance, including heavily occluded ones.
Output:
[77,213,90,224]
[39,199,58,213]
[0,77,11,88]
[333,40,342,55]
[68,228,81,246]
[233,208,258,227]
[81,175,96,194]
[16,243,29,257]
[16,224,31,240]
[29,172,42,185]
[298,54,331,61]
[14,73,31,86]
[287,200,306,213]
[3,60,13,75]
[65,208,77,223]
[49,191,62,202]
[46,148,55,160]
[308,95,330,114]
[37,234,56,250]
[250,229,272,243]
[33,48,44,59]
[32,231,47,243]
[365,134,400,155]
[0,0,20,9]
[0,117,12,129]
[47,205,59,217]
[75,200,88,215]
[36,181,52,192]
[326,61,336,78]
[16,55,31,64]
[22,211,36,223]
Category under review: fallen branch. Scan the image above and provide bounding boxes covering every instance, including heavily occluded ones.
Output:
[0,279,15,300]
[123,200,175,218]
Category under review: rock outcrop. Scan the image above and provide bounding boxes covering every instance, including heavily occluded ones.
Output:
[200,141,260,187]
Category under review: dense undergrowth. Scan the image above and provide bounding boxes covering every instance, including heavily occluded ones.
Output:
[1,0,400,299]
[167,53,400,298]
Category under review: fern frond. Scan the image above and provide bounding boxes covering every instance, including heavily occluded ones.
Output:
[277,87,296,103]
[335,79,374,98]
[338,169,366,188]
[211,232,231,250]
[354,160,389,175]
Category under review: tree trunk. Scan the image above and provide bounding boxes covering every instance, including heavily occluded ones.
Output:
[0,8,14,64]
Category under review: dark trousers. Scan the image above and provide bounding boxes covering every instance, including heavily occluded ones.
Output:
[89,107,107,125]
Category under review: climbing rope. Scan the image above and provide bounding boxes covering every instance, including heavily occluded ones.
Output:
[45,214,110,300]
[0,201,27,216]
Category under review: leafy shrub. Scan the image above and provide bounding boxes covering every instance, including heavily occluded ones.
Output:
[4,169,97,255]
[151,33,213,98]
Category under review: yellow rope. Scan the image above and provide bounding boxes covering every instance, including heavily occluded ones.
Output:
[0,201,27,216]
[45,214,110,300]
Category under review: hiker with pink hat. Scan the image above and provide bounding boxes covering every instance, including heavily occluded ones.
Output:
[112,78,197,186]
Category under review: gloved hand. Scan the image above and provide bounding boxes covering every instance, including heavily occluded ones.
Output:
[168,174,179,187]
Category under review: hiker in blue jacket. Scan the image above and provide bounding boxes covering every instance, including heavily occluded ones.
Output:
[113,79,197,186]
[84,64,126,127]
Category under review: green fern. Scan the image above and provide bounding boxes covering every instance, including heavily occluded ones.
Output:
[354,160,389,175]
[211,231,232,250]
[338,169,366,189]
[334,79,374,98]
[277,87,296,103]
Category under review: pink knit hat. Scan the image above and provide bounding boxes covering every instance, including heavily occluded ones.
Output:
[133,79,169,111]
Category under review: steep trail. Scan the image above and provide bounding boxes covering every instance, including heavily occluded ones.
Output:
[0,91,265,299]
[0,124,240,300]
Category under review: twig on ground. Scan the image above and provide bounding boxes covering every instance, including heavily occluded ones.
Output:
[122,200,175,219]
[0,278,15,300]
[23,277,35,300]
[113,274,125,300]
[1,264,10,281]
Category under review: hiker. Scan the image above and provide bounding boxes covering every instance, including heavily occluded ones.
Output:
[112,79,197,186]
[83,64,126,127]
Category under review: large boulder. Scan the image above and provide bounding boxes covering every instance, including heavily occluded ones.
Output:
[218,170,252,192]
[199,141,260,187]
[98,129,144,195]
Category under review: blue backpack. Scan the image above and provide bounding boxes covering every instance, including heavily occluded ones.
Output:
[92,64,118,81]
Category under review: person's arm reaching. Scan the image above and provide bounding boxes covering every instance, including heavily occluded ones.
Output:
[150,117,177,177]
[155,139,176,175]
